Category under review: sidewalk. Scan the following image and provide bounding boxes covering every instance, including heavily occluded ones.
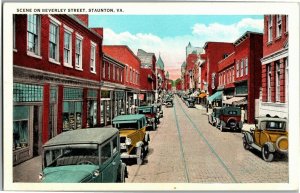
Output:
[13,155,42,182]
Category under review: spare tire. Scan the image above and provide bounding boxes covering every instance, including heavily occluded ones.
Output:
[276,136,288,154]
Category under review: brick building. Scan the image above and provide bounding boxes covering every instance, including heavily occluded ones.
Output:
[218,31,263,123]
[259,15,288,119]
[156,55,166,95]
[101,53,126,126]
[13,14,103,165]
[186,52,198,91]
[137,49,156,105]
[102,45,141,113]
[203,42,234,96]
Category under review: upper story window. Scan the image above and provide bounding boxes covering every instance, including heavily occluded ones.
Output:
[236,61,239,78]
[120,69,123,82]
[285,58,288,103]
[27,14,41,56]
[232,67,234,82]
[49,23,59,62]
[75,33,83,70]
[63,25,73,67]
[108,63,110,79]
[116,68,119,82]
[268,15,273,42]
[90,41,96,74]
[245,58,248,75]
[102,62,106,79]
[130,68,133,83]
[240,60,244,77]
[112,65,115,80]
[276,15,282,37]
[276,61,280,102]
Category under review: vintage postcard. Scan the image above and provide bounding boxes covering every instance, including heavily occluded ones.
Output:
[2,1,299,192]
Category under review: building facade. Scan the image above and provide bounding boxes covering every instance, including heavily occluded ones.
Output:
[260,15,288,119]
[218,32,263,123]
[137,49,156,105]
[13,14,103,165]
[102,45,141,114]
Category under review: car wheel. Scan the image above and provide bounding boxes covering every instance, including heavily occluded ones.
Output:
[152,122,157,131]
[136,146,144,165]
[242,136,250,150]
[117,163,127,183]
[262,146,274,162]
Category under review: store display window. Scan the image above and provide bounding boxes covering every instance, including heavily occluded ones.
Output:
[13,106,29,150]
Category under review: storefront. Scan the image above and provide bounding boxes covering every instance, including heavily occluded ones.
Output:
[13,83,43,165]
[62,88,83,132]
[87,89,98,128]
[101,90,112,126]
[113,90,126,117]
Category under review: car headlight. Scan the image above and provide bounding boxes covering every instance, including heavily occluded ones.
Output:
[93,170,100,177]
[125,138,132,145]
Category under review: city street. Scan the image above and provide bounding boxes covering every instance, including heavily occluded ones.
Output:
[126,95,288,183]
[13,95,288,183]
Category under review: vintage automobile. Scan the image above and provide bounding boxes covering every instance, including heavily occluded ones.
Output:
[112,114,150,165]
[185,98,195,108]
[165,96,174,107]
[209,106,243,132]
[40,128,128,183]
[137,105,159,130]
[154,102,163,118]
[242,116,288,162]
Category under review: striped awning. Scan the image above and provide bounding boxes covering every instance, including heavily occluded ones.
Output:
[198,93,207,98]
[223,97,246,105]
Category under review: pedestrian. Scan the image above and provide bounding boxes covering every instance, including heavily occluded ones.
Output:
[241,107,245,123]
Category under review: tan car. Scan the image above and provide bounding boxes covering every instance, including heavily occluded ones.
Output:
[243,116,288,162]
[112,114,150,165]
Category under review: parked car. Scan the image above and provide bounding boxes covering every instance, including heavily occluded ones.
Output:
[40,128,127,183]
[242,117,288,162]
[209,106,243,132]
[185,98,195,108]
[112,114,150,165]
[154,102,163,118]
[137,105,159,130]
[165,96,174,107]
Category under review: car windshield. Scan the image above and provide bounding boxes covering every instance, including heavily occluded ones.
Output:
[114,122,139,130]
[261,121,286,131]
[44,146,99,167]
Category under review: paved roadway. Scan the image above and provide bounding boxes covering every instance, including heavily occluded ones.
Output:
[126,95,288,183]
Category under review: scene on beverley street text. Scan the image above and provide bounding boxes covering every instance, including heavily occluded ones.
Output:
[5,4,296,189]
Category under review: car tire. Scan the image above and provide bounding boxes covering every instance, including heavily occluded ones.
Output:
[242,136,250,150]
[136,146,144,165]
[117,163,127,183]
[262,145,274,162]
[152,122,157,131]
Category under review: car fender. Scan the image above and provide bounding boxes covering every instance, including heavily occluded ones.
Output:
[276,136,288,154]
[135,141,144,148]
[243,131,254,144]
[263,142,276,153]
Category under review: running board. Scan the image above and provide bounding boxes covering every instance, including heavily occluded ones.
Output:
[249,143,261,151]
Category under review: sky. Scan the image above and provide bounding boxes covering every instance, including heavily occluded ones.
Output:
[89,15,264,80]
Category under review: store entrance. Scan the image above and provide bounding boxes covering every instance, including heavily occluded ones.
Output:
[33,106,42,157]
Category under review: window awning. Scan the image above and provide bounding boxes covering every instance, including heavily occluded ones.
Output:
[198,93,207,98]
[223,97,246,105]
[233,98,248,106]
[207,91,223,102]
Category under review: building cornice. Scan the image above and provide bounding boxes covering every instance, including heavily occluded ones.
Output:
[261,48,288,65]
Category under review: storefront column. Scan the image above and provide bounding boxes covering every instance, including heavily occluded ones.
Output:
[97,89,101,126]
[57,85,64,134]
[42,83,50,144]
[82,88,88,128]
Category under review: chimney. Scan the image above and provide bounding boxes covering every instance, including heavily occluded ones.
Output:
[90,28,103,37]
[74,14,89,26]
